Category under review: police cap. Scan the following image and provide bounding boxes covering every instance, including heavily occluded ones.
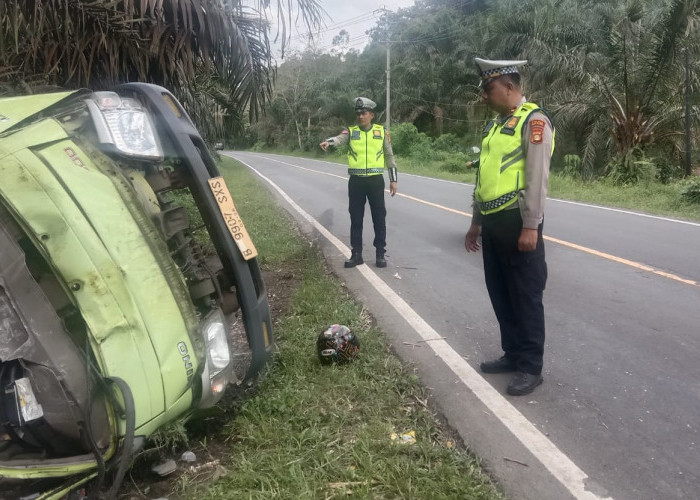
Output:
[354,97,376,112]
[475,58,527,87]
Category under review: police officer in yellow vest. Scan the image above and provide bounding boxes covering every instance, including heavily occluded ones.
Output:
[465,58,554,396]
[320,97,398,268]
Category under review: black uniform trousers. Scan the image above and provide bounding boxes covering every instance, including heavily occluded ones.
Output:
[348,174,386,254]
[481,208,547,376]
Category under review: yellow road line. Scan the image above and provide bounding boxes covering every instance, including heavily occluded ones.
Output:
[395,191,471,217]
[257,155,700,288]
[545,236,699,286]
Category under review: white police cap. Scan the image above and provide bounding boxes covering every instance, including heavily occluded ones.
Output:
[475,58,527,86]
[354,97,376,112]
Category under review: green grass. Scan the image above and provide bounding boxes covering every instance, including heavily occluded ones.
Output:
[250,147,700,222]
[548,174,700,221]
[175,157,504,499]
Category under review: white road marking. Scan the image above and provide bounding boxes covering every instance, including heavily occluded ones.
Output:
[229,153,612,500]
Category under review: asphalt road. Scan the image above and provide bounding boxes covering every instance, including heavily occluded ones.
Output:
[226,151,700,500]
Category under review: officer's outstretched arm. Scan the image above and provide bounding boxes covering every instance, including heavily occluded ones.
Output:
[321,130,350,151]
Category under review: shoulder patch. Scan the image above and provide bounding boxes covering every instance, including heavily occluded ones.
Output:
[529,119,545,144]
[373,128,383,139]
[386,130,391,142]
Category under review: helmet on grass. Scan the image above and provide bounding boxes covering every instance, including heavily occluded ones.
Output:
[316,324,359,365]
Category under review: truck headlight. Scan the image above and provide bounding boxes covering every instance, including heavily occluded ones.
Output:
[85,91,163,161]
[204,311,230,375]
[198,309,233,407]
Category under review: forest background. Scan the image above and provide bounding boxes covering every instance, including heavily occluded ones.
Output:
[243,0,700,205]
[2,0,700,204]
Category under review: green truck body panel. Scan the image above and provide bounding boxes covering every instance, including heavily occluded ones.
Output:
[0,91,78,134]
[0,116,199,434]
[0,86,273,493]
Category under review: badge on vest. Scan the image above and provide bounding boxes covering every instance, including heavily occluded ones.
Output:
[373,129,383,139]
[500,115,520,136]
[351,130,361,140]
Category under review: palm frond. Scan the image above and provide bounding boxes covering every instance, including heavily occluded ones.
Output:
[0,0,323,136]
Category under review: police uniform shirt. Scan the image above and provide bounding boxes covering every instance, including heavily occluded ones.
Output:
[472,96,553,229]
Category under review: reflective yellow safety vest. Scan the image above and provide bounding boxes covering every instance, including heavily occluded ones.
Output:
[347,124,385,176]
[475,102,555,214]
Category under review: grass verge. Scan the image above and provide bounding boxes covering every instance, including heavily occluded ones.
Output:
[174,156,504,499]
[251,148,700,222]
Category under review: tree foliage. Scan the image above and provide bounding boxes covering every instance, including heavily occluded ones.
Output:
[0,0,323,139]
[257,0,700,181]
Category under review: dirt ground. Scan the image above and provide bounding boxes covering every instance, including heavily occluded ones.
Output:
[120,264,302,500]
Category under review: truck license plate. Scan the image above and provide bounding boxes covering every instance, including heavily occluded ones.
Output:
[208,177,258,260]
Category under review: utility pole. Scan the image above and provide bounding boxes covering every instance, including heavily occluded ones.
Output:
[386,40,391,130]
[375,6,391,130]
[685,47,692,177]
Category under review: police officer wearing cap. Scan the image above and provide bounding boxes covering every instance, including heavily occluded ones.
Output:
[320,97,398,268]
[464,58,555,396]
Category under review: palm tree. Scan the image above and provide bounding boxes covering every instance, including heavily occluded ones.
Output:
[490,0,700,179]
[0,0,324,138]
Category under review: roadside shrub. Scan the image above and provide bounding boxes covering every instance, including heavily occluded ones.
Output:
[388,123,419,156]
[606,147,656,185]
[251,141,268,152]
[678,176,700,204]
[562,154,582,178]
[301,133,320,152]
[433,133,463,153]
[439,152,470,173]
[430,150,449,161]
[410,139,438,160]
[654,156,684,184]
[389,123,431,156]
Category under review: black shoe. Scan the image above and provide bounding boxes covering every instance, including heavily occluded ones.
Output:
[344,252,364,268]
[375,252,387,268]
[480,356,517,374]
[507,372,543,396]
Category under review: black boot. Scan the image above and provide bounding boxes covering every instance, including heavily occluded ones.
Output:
[344,251,364,268]
[375,250,387,268]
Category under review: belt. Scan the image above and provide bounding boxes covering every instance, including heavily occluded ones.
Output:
[476,191,518,212]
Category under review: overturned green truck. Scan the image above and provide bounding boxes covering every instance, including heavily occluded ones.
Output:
[0,84,273,499]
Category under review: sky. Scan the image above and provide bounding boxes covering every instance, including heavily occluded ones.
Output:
[273,0,417,58]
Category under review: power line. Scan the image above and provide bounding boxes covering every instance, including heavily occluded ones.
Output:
[290,10,378,41]
[291,16,376,42]
[315,34,371,52]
